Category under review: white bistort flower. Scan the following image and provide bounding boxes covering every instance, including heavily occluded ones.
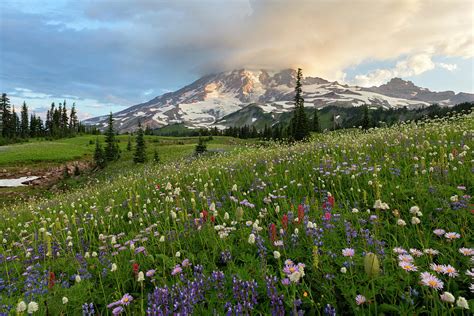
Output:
[27,301,39,314]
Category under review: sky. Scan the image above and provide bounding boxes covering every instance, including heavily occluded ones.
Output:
[0,0,473,120]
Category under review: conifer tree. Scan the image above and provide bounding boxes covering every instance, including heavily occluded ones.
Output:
[93,138,106,169]
[1,93,12,138]
[361,105,370,130]
[291,68,310,141]
[126,136,132,151]
[312,109,321,133]
[104,113,120,161]
[133,122,146,163]
[153,148,160,163]
[195,136,207,155]
[69,103,78,135]
[20,102,29,138]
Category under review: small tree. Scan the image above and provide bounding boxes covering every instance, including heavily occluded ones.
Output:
[312,109,321,133]
[93,138,106,169]
[291,68,310,141]
[104,113,120,161]
[153,148,160,163]
[195,136,207,155]
[361,105,370,130]
[133,123,146,163]
[126,136,132,151]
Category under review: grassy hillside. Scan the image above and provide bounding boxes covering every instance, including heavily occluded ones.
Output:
[0,113,472,314]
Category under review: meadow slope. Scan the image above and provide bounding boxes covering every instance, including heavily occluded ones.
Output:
[1,113,473,315]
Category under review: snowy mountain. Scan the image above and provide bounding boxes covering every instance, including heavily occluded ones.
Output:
[84,69,474,132]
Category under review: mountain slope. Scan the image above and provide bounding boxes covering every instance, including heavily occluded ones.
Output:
[84,69,474,132]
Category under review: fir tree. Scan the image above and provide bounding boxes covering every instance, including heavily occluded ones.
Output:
[291,68,310,141]
[20,102,29,138]
[1,93,12,138]
[126,136,132,151]
[361,105,370,130]
[153,148,160,163]
[133,122,146,163]
[69,103,78,135]
[312,109,321,133]
[104,113,120,161]
[93,138,106,169]
[195,136,207,155]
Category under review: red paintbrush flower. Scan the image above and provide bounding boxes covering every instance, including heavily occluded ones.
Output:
[297,204,305,223]
[132,263,139,276]
[201,210,208,222]
[282,214,288,230]
[210,216,215,223]
[324,212,331,221]
[269,223,277,242]
[328,195,335,207]
[48,271,55,289]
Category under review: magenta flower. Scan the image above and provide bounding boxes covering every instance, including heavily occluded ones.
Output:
[171,265,182,276]
[342,248,355,257]
[146,269,156,278]
[120,293,133,306]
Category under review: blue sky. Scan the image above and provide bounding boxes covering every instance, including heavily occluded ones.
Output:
[1,0,472,119]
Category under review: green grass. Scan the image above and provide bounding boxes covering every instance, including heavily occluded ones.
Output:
[0,113,473,315]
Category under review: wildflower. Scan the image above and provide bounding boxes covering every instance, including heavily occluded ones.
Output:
[342,248,355,257]
[431,264,445,273]
[355,294,366,305]
[282,214,288,229]
[409,249,423,257]
[146,269,156,277]
[409,206,420,214]
[248,233,256,244]
[456,296,469,309]
[181,258,191,267]
[112,306,124,315]
[17,301,27,313]
[433,229,446,237]
[420,272,444,290]
[399,261,418,272]
[132,263,139,275]
[444,232,460,240]
[439,292,455,303]
[171,265,182,276]
[273,251,281,259]
[75,275,82,283]
[340,267,347,274]
[111,263,117,272]
[459,248,474,256]
[441,265,458,277]
[236,207,244,221]
[424,248,439,256]
[393,247,408,254]
[397,219,406,226]
[62,297,69,304]
[398,254,414,262]
[281,278,290,286]
[175,251,181,258]
[27,301,39,314]
[411,217,420,225]
[121,293,133,306]
[137,271,145,282]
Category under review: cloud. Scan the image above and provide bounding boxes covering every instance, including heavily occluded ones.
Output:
[353,54,436,86]
[437,63,458,71]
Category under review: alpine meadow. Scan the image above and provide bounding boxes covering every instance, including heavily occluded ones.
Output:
[1,0,473,315]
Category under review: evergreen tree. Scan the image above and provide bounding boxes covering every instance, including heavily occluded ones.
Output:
[195,136,207,155]
[1,93,12,138]
[20,102,29,138]
[104,113,120,161]
[69,103,78,135]
[312,109,321,133]
[93,138,106,169]
[361,105,370,130]
[291,68,310,141]
[61,102,69,136]
[126,136,132,151]
[12,107,19,138]
[133,122,146,163]
[153,148,160,163]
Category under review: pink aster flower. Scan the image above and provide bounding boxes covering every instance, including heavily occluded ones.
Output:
[342,248,355,257]
[399,261,418,272]
[355,294,366,305]
[441,265,458,278]
[398,254,414,262]
[409,249,423,257]
[433,229,446,237]
[120,293,133,306]
[171,265,182,276]
[393,247,408,255]
[459,248,474,256]
[420,272,444,290]
[444,232,460,240]
[430,263,445,273]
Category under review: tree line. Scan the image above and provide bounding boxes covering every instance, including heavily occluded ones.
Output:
[0,93,97,144]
